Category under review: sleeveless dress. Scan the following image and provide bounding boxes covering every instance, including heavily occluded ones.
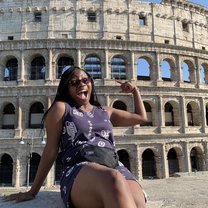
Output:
[59,102,137,208]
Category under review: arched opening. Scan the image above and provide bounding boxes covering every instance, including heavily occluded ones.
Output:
[111,56,126,80]
[4,58,18,81]
[141,102,152,126]
[167,148,179,176]
[29,102,44,128]
[117,149,131,171]
[190,147,204,172]
[137,58,150,80]
[0,154,13,186]
[161,60,171,81]
[165,102,174,126]
[84,56,102,79]
[182,62,190,83]
[57,56,74,79]
[2,103,15,129]
[206,105,208,126]
[142,149,156,179]
[201,63,208,84]
[200,65,205,84]
[187,103,193,126]
[28,153,41,185]
[30,56,45,80]
[112,100,127,111]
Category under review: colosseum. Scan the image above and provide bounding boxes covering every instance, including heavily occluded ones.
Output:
[0,0,208,188]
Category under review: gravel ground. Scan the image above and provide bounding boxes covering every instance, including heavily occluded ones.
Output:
[0,172,208,208]
[141,172,208,208]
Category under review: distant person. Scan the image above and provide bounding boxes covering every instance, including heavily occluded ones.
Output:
[3,66,147,208]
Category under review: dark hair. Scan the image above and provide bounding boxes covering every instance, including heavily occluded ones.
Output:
[41,66,100,125]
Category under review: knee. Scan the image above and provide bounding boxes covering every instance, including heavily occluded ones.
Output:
[103,169,127,193]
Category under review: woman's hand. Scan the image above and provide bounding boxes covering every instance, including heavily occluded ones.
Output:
[2,191,35,203]
[116,80,137,93]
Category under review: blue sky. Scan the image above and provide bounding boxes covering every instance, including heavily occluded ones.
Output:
[142,0,208,8]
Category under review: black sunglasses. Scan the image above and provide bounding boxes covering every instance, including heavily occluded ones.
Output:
[68,77,91,86]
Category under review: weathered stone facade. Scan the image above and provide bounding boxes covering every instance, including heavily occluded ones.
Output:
[0,0,208,188]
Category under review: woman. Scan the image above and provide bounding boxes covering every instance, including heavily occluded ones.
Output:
[3,66,148,208]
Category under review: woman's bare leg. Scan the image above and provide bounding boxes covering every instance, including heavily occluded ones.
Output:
[127,180,147,208]
[70,163,138,208]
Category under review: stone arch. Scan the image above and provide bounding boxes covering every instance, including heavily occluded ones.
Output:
[29,101,44,128]
[163,100,180,126]
[0,55,19,81]
[136,55,154,81]
[110,98,130,111]
[142,148,157,179]
[161,57,177,82]
[56,55,74,79]
[2,102,15,129]
[84,54,102,79]
[30,55,46,80]
[0,153,13,186]
[167,147,183,176]
[205,102,208,126]
[200,62,208,84]
[182,59,196,83]
[186,101,200,126]
[110,55,127,80]
[141,101,153,126]
[117,149,131,171]
[112,100,127,111]
[27,153,41,185]
[3,58,18,81]
[190,146,204,171]
[24,52,46,80]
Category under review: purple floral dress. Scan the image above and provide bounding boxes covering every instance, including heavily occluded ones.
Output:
[59,102,137,208]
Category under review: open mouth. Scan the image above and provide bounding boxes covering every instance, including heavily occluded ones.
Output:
[77,89,88,100]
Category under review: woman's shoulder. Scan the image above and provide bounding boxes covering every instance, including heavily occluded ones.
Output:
[45,101,66,123]
[48,101,66,116]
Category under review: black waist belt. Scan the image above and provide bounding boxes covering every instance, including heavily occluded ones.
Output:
[65,145,119,168]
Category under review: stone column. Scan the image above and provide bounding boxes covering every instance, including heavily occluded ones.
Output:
[105,94,110,106]
[19,50,25,83]
[104,49,109,79]
[45,166,53,187]
[15,96,23,138]
[17,97,22,130]
[195,57,200,88]
[204,140,208,171]
[136,145,143,179]
[130,51,136,80]
[158,96,164,133]
[180,96,187,133]
[155,52,161,83]
[200,97,206,133]
[48,96,52,109]
[14,158,21,187]
[177,55,183,86]
[46,49,53,82]
[184,142,191,172]
[162,144,169,178]
[155,156,162,179]
[77,49,81,67]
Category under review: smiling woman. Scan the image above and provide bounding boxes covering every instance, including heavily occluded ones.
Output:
[2,66,148,208]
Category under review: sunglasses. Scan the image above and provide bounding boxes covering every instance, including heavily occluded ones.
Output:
[68,77,91,86]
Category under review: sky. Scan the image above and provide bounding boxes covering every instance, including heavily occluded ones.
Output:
[141,0,208,8]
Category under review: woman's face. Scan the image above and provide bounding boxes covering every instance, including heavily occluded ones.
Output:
[68,69,92,106]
